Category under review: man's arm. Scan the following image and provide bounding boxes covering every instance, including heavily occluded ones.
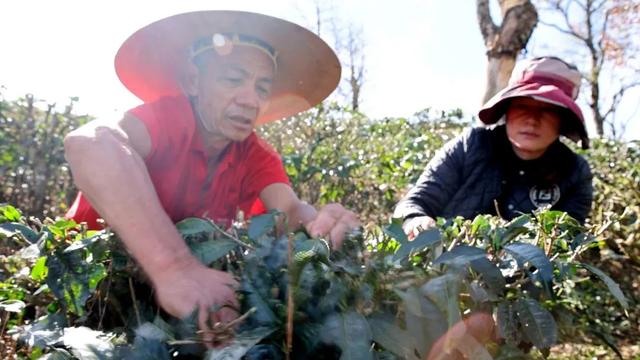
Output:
[259,183,359,248]
[64,114,238,333]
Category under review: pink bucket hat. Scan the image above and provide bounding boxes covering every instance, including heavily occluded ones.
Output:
[478,56,589,149]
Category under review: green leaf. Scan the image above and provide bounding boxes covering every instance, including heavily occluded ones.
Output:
[45,254,107,316]
[0,299,26,313]
[319,311,373,360]
[17,313,67,349]
[504,243,553,297]
[515,298,557,351]
[61,326,115,359]
[294,238,330,265]
[190,239,238,266]
[0,222,39,243]
[63,233,106,253]
[470,257,506,297]
[470,215,491,236]
[395,288,446,357]
[496,302,519,345]
[580,263,629,309]
[383,223,408,245]
[420,274,461,329]
[31,256,49,281]
[369,315,421,360]
[1,205,22,221]
[248,213,276,240]
[134,322,170,342]
[432,245,486,266]
[206,327,275,360]
[393,228,440,261]
[176,217,216,236]
[241,273,279,327]
[501,215,531,243]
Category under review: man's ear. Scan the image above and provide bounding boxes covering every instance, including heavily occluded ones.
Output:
[181,62,200,97]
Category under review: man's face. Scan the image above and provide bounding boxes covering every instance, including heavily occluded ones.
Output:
[506,97,562,160]
[193,46,275,143]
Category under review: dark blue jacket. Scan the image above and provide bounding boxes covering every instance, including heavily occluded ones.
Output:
[394,125,593,224]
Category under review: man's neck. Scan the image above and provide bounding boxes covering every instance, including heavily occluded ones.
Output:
[192,117,230,161]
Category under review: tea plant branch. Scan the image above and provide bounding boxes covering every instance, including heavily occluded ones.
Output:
[209,221,255,251]
[0,311,9,338]
[128,277,141,326]
[286,231,294,360]
[98,261,114,330]
[168,307,257,346]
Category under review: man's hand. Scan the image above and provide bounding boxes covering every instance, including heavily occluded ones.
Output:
[305,203,360,249]
[402,215,436,240]
[426,312,496,360]
[150,258,239,339]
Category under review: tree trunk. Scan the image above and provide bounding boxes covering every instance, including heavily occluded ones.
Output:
[477,0,538,103]
[484,56,517,105]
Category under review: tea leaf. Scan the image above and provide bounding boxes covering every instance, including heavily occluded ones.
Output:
[189,239,238,266]
[395,288,447,357]
[176,217,216,236]
[1,205,22,222]
[0,222,39,243]
[420,274,461,328]
[580,263,629,309]
[497,302,519,344]
[319,311,373,360]
[0,299,26,313]
[515,298,557,351]
[31,256,48,281]
[433,245,486,266]
[470,257,506,297]
[248,213,277,240]
[383,223,408,245]
[369,315,420,360]
[393,228,440,261]
[504,243,553,297]
[206,327,275,360]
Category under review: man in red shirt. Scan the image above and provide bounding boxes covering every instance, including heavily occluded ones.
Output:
[63,11,359,336]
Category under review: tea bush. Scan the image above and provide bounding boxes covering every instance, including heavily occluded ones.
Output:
[0,96,638,358]
[0,93,92,218]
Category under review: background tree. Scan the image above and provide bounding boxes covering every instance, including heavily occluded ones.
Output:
[301,0,366,112]
[533,0,640,138]
[0,93,91,217]
[476,0,539,103]
[334,23,366,112]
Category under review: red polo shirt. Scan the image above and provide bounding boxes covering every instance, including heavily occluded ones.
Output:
[66,96,290,229]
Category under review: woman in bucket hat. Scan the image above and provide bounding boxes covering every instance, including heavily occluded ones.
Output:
[63,11,359,338]
[395,56,593,238]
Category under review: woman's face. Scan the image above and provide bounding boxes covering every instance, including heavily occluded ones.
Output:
[506,97,562,160]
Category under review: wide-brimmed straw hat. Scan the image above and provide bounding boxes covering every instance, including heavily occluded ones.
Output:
[115,10,341,124]
[478,56,589,149]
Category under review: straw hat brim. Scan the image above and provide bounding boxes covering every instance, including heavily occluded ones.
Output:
[115,10,341,124]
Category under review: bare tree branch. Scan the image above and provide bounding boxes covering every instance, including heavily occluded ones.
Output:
[539,19,584,37]
[593,0,607,13]
[477,0,499,47]
[602,81,640,120]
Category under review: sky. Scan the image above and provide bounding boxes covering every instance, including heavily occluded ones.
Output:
[1,0,638,140]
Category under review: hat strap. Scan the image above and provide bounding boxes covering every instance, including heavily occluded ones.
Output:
[190,33,278,71]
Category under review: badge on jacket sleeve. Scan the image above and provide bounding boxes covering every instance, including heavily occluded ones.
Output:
[529,184,561,208]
